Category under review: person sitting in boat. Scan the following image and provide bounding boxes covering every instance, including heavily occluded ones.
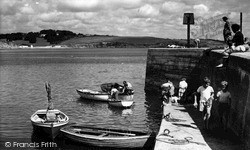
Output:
[110,85,119,100]
[122,81,133,95]
[114,83,124,93]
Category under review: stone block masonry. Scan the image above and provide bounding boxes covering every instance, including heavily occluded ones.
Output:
[145,48,250,150]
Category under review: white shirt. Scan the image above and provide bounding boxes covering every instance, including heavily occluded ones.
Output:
[197,86,214,102]
[126,82,132,89]
[111,88,118,95]
[179,81,188,89]
[161,82,172,88]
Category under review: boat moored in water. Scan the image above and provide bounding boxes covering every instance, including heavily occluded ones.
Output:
[31,109,69,139]
[60,125,151,148]
[76,89,134,101]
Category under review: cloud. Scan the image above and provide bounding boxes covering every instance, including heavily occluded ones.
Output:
[0,0,250,39]
[57,0,100,12]
[193,4,209,16]
[0,0,20,16]
[38,11,63,22]
[137,4,159,17]
[161,1,189,14]
[20,5,35,14]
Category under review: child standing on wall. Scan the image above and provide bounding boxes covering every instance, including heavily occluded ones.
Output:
[178,77,188,101]
[216,81,231,130]
[194,77,214,130]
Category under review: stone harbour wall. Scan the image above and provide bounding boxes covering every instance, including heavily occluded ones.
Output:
[145,48,250,150]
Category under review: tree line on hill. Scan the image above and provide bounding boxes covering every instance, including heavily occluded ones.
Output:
[0,29,89,44]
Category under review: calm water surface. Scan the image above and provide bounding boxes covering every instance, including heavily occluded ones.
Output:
[0,48,162,149]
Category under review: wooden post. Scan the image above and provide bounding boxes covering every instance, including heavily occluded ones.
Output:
[187,17,190,48]
[240,12,242,32]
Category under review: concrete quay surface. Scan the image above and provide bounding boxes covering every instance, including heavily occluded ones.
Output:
[154,101,242,150]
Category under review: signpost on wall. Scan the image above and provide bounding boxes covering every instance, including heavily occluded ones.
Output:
[183,13,194,48]
[240,12,242,32]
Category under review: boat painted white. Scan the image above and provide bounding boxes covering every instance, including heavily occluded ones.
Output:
[60,125,151,148]
[108,100,134,108]
[31,109,69,139]
[76,89,134,101]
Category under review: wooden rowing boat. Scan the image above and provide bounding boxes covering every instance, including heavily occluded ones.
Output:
[31,109,69,139]
[60,125,151,148]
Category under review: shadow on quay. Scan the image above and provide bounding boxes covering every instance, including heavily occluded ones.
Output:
[183,105,244,150]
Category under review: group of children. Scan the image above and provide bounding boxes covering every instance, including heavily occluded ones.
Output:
[193,77,231,130]
[161,77,231,131]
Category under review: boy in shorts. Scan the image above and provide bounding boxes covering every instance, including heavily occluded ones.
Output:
[194,77,214,130]
[216,81,231,130]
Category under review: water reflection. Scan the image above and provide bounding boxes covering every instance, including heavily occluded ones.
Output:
[108,106,133,116]
[144,90,163,132]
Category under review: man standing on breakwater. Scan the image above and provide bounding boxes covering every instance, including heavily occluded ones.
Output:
[222,16,232,47]
[194,77,214,130]
[161,78,175,103]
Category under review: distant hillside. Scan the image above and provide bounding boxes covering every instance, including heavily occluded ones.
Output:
[0,35,225,49]
[60,36,225,49]
[0,29,225,49]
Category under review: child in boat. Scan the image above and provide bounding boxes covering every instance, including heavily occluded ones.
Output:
[110,85,119,100]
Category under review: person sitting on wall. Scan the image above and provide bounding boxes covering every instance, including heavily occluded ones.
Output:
[216,24,249,68]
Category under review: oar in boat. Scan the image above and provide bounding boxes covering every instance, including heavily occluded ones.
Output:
[73,128,136,136]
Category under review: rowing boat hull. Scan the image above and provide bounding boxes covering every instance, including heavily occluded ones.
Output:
[108,100,134,108]
[60,125,150,148]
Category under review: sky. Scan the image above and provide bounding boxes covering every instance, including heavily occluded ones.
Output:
[1,0,250,39]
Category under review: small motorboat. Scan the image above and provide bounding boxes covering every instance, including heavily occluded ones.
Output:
[60,125,151,148]
[31,109,69,139]
[76,89,134,102]
[108,100,134,108]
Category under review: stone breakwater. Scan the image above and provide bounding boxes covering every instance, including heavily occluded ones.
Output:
[145,48,250,150]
